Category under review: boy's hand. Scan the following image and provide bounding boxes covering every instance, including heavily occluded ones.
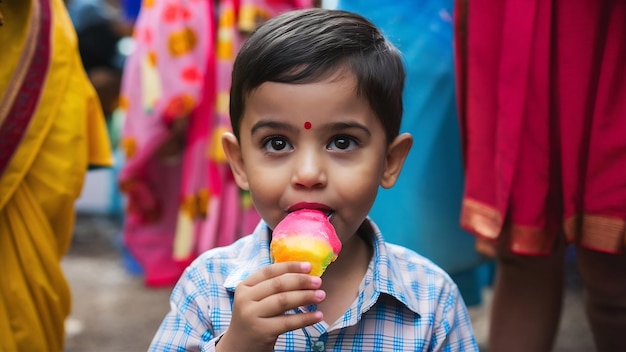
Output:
[216,262,325,352]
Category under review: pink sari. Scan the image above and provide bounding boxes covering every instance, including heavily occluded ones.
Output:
[120,0,313,286]
[454,0,626,255]
[190,0,314,259]
[119,0,213,286]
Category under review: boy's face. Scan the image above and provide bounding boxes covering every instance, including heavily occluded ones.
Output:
[223,70,411,242]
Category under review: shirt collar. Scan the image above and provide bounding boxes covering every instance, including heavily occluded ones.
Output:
[223,219,422,315]
[367,219,422,315]
[223,222,273,291]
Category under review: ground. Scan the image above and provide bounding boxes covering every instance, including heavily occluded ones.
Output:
[62,213,595,351]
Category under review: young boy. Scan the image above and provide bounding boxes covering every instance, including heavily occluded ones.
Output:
[149,8,478,351]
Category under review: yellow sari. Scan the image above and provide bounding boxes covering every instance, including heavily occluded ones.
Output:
[0,0,113,350]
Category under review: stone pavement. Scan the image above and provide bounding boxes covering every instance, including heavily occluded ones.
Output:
[62,214,596,351]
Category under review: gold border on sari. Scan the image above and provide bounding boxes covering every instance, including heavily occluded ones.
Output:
[509,225,556,255]
[460,198,503,240]
[565,214,625,254]
[0,0,39,127]
[464,200,625,255]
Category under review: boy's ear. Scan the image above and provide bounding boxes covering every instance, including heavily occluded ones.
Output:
[381,133,413,189]
[222,132,250,190]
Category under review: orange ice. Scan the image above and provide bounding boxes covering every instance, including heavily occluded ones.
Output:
[270,209,342,277]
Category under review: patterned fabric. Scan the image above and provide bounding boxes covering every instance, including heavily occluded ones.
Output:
[196,0,313,259]
[149,219,478,351]
[118,0,213,286]
[118,0,312,287]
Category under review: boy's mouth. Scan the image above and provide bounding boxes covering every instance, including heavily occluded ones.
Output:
[287,202,334,218]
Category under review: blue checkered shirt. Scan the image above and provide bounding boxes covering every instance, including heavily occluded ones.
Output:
[149,219,479,351]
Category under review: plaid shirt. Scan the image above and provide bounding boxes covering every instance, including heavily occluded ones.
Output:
[149,219,478,351]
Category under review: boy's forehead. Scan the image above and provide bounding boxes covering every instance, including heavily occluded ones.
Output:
[249,64,355,93]
[237,83,391,147]
[240,72,373,131]
[245,70,359,106]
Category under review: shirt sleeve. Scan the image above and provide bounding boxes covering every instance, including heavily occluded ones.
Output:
[148,264,220,352]
[430,281,479,352]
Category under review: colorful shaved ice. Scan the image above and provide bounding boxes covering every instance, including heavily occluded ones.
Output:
[270,209,341,277]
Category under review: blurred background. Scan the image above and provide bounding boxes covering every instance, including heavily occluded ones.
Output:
[61,0,595,351]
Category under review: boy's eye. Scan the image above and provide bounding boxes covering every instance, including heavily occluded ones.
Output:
[327,136,358,151]
[262,136,293,152]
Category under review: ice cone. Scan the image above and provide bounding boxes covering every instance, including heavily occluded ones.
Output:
[270,209,341,277]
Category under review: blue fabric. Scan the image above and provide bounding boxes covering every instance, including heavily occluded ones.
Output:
[66,0,110,31]
[120,0,142,21]
[335,0,490,305]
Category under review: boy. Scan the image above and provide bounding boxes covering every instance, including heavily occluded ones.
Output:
[149,8,478,351]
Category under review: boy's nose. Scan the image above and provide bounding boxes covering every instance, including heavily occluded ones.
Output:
[291,149,327,189]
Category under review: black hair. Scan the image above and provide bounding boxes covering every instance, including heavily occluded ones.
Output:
[229,8,405,144]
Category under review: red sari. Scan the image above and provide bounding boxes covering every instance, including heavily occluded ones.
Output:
[454,0,626,255]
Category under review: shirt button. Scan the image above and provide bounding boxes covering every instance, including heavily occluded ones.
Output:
[312,340,325,351]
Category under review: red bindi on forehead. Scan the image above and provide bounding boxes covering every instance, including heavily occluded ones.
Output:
[304,121,312,130]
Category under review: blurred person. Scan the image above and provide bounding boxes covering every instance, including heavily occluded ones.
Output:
[118,0,312,287]
[454,0,626,351]
[333,0,490,306]
[66,0,134,121]
[66,0,133,73]
[0,0,113,350]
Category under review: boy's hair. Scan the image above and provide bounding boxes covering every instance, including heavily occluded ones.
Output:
[229,8,405,144]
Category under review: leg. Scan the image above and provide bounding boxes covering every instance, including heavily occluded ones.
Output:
[487,240,566,352]
[575,247,626,352]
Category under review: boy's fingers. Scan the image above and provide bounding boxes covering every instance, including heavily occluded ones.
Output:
[257,289,326,318]
[244,273,321,301]
[266,311,324,335]
[243,262,312,286]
